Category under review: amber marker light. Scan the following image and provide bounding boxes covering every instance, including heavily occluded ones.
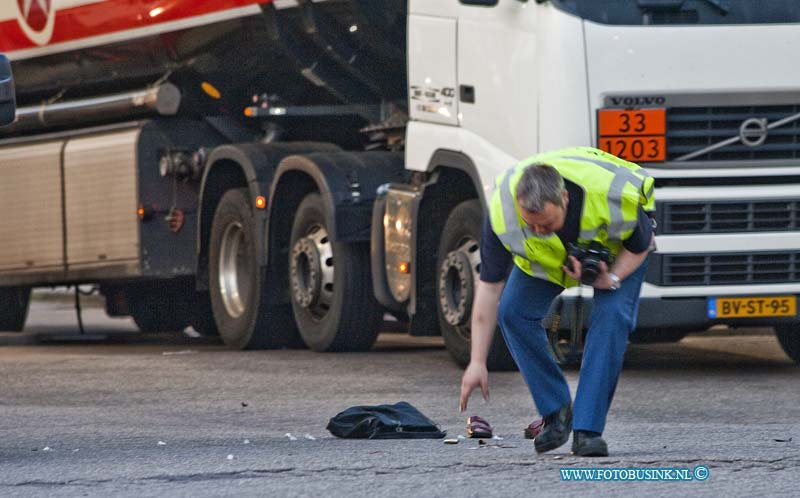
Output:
[398,262,410,274]
[244,107,254,117]
[255,196,267,209]
[137,204,154,221]
[201,82,221,100]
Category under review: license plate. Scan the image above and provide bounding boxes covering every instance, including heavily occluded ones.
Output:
[707,296,797,319]
[597,108,667,162]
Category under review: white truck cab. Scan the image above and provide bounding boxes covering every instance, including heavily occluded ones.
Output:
[397,0,800,365]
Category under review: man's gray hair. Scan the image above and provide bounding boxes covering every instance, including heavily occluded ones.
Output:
[515,164,565,213]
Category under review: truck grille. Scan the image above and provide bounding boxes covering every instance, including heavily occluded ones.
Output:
[666,105,800,162]
[657,251,800,286]
[660,200,800,234]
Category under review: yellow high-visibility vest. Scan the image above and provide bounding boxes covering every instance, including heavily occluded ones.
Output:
[489,147,654,287]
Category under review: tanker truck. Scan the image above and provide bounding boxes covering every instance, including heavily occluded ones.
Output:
[2,0,800,369]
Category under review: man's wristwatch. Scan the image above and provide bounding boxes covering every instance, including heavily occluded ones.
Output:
[608,272,621,290]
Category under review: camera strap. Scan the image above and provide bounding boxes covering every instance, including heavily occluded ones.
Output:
[571,288,585,353]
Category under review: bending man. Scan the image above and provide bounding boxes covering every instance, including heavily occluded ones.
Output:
[459,147,655,457]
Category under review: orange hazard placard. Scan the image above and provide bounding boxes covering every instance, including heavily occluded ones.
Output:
[598,136,666,163]
[597,108,667,162]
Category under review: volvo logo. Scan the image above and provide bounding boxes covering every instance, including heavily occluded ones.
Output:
[609,96,666,107]
[739,118,768,147]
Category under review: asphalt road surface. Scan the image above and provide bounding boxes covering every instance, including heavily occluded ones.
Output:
[0,297,798,497]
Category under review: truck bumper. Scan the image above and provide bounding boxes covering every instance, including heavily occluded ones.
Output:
[557,294,800,332]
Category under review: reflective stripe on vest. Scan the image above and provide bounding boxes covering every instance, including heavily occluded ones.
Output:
[496,170,548,278]
[563,155,649,241]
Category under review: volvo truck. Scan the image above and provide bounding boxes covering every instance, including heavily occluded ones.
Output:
[1,0,799,368]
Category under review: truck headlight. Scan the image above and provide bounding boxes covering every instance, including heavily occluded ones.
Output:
[384,187,418,303]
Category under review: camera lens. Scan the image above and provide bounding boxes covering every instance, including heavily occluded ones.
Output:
[581,257,601,285]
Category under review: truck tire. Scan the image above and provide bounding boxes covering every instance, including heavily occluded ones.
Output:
[775,324,800,365]
[210,188,288,349]
[0,287,31,332]
[289,193,382,352]
[543,300,585,368]
[436,199,517,371]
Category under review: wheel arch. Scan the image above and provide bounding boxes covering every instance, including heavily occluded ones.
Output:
[407,150,485,336]
[266,152,405,306]
[265,164,321,307]
[197,143,342,290]
[197,146,267,290]
[424,149,488,206]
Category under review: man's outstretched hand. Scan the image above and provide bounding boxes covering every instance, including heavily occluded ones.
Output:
[460,362,489,412]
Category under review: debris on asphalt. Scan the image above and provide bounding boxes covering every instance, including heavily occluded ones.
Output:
[466,415,494,439]
[227,454,234,460]
[73,449,80,452]
[525,418,545,440]
[773,437,793,442]
[161,350,197,356]
[183,329,201,338]
[492,435,504,440]
[42,446,52,452]
[241,402,248,407]
[243,439,250,444]
[444,438,460,445]
[285,433,298,441]
[304,434,316,440]
[471,441,518,450]
[157,441,166,446]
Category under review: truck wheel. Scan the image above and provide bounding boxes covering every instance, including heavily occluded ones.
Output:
[210,188,287,349]
[0,287,31,332]
[775,324,800,365]
[289,193,382,352]
[437,199,517,371]
[546,327,584,368]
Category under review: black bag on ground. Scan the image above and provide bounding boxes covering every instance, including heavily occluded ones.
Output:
[326,401,446,439]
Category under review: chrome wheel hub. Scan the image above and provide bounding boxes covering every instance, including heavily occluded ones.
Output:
[218,221,252,318]
[438,237,481,331]
[290,225,334,320]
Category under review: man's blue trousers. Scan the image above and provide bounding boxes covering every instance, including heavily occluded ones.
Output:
[497,261,648,434]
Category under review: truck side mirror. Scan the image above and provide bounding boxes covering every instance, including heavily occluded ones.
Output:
[0,55,17,127]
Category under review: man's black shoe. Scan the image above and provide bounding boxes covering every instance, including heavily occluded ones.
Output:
[571,430,609,457]
[533,404,572,454]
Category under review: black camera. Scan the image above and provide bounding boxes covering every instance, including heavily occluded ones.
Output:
[565,241,612,285]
